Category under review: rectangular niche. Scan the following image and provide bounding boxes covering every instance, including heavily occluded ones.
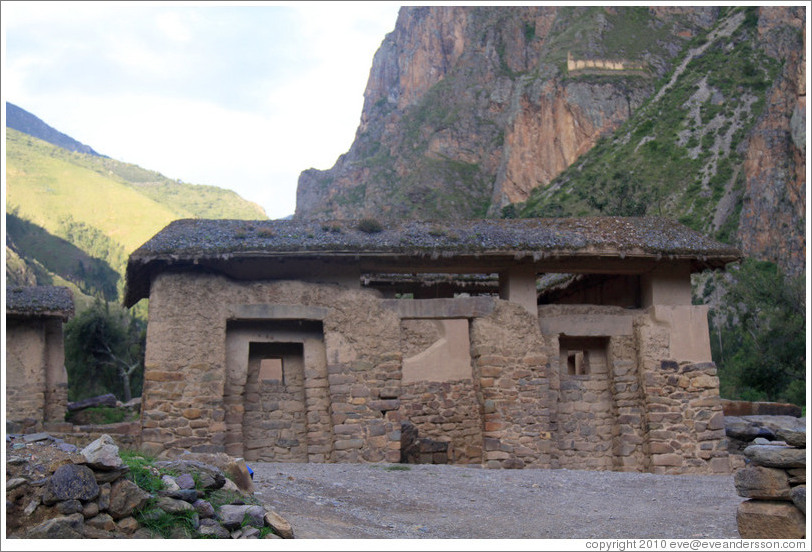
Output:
[559,336,609,377]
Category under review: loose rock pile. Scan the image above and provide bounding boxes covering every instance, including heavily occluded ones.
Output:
[733,425,806,539]
[5,433,294,539]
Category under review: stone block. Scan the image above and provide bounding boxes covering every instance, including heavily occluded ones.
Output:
[651,453,683,467]
[334,439,364,451]
[744,445,806,469]
[734,466,791,499]
[736,500,805,539]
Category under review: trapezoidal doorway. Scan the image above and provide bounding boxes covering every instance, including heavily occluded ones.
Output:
[225,319,327,462]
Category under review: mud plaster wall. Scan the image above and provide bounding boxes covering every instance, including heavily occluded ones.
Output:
[6,317,68,429]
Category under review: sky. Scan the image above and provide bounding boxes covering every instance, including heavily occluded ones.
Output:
[1,0,402,219]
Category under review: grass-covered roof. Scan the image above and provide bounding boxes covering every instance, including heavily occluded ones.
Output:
[6,286,75,319]
[125,217,741,306]
[130,217,739,258]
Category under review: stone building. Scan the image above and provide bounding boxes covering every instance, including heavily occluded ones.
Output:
[125,217,740,474]
[6,286,74,432]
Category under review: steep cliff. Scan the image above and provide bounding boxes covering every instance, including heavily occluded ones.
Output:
[295,6,805,274]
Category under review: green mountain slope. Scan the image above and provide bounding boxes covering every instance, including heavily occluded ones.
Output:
[5,125,268,311]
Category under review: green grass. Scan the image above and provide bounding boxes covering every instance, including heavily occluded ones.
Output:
[120,449,165,493]
[136,507,199,538]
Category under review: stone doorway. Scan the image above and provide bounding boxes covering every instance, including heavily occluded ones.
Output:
[225,319,329,462]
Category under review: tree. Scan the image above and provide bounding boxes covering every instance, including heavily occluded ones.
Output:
[64,299,145,402]
[708,259,805,404]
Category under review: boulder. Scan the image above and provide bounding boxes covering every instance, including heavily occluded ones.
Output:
[725,416,776,441]
[740,415,805,435]
[56,499,84,515]
[176,473,196,489]
[193,499,216,518]
[775,427,806,448]
[42,464,100,505]
[154,496,195,514]
[788,468,806,485]
[81,434,124,470]
[790,485,806,514]
[743,444,806,469]
[264,508,294,538]
[734,466,791,499]
[239,526,261,539]
[117,516,140,535]
[82,501,100,519]
[223,459,255,494]
[161,475,180,491]
[108,478,150,519]
[86,513,117,531]
[737,499,805,539]
[217,504,265,530]
[26,513,85,538]
[199,518,230,538]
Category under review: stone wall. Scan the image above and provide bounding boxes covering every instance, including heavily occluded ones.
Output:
[635,311,729,474]
[471,302,551,469]
[139,272,729,473]
[399,379,482,464]
[734,428,806,538]
[141,273,403,463]
[6,317,69,432]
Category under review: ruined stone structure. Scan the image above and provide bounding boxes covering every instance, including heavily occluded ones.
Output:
[6,286,74,433]
[566,51,647,73]
[125,217,740,474]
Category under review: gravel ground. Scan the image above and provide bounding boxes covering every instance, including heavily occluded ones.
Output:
[251,462,744,540]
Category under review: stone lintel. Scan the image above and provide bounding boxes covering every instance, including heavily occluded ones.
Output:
[226,304,329,321]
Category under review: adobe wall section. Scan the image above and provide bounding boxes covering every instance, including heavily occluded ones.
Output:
[6,317,69,432]
[139,271,728,474]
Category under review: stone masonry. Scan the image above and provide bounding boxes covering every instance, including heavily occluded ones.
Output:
[125,217,740,473]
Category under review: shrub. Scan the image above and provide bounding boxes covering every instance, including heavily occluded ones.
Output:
[357,218,384,234]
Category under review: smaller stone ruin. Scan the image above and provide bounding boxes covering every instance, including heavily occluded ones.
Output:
[6,286,74,433]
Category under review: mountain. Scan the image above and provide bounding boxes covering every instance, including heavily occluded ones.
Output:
[5,110,268,311]
[294,6,805,276]
[6,102,103,156]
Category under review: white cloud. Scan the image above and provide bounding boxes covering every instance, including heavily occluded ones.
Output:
[3,1,401,219]
[155,11,194,43]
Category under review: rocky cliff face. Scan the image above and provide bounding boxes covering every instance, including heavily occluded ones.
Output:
[295,6,805,274]
[738,7,806,275]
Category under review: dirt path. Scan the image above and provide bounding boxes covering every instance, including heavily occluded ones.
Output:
[250,462,744,540]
